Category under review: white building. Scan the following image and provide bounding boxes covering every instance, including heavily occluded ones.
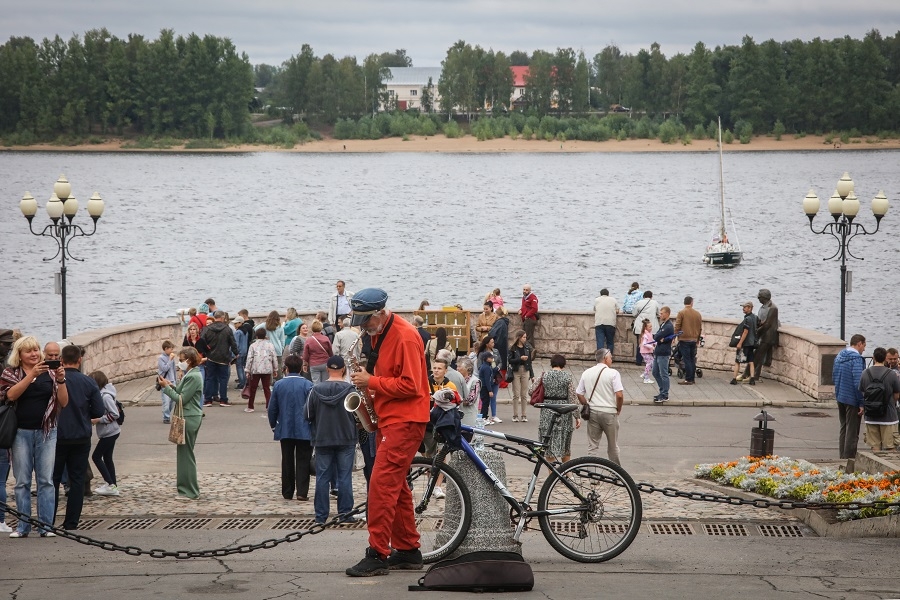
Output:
[384,67,442,112]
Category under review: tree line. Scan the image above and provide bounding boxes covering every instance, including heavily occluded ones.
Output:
[1,29,899,142]
[0,28,254,141]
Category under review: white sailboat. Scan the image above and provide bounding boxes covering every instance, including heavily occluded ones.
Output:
[703,117,743,267]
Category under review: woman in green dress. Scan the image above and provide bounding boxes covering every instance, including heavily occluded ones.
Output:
[535,354,581,462]
[159,346,204,500]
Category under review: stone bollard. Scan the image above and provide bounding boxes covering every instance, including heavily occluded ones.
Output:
[445,449,519,557]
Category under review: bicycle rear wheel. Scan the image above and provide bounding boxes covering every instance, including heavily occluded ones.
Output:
[408,456,472,563]
[537,456,642,562]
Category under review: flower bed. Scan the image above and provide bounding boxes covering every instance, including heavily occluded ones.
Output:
[695,455,900,521]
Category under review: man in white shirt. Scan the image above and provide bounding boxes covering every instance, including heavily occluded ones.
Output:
[576,348,624,465]
[329,280,355,330]
[593,288,620,352]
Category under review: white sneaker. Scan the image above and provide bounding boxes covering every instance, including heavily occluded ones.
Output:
[96,484,120,496]
[642,377,654,384]
[0,522,11,533]
[512,416,519,422]
[433,486,445,499]
[492,417,502,423]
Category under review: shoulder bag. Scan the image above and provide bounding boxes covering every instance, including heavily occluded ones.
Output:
[529,373,545,406]
[729,321,745,348]
[168,394,185,445]
[580,366,605,420]
[0,401,17,449]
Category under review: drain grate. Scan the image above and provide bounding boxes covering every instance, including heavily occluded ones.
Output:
[703,523,749,536]
[649,523,693,535]
[549,521,629,534]
[216,518,264,530]
[759,524,805,538]
[272,518,317,530]
[79,519,105,531]
[648,413,691,417]
[109,518,159,530]
[164,518,212,530]
[793,412,830,418]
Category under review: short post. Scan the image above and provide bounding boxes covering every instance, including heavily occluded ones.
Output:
[749,410,776,457]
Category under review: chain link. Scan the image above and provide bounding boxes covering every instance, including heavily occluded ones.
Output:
[485,441,900,510]
[3,441,897,557]
[0,499,365,559]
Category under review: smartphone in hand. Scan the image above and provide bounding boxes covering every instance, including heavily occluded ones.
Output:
[45,360,61,370]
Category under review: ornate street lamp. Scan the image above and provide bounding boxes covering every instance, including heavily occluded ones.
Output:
[803,172,888,341]
[20,175,105,339]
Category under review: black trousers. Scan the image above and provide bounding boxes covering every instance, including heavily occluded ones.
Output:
[53,440,91,530]
[92,434,119,485]
[280,439,313,499]
[837,402,862,460]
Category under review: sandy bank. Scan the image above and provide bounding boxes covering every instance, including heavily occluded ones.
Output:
[4,134,900,154]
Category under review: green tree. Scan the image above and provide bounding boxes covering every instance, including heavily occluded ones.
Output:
[524,49,554,116]
[509,50,530,66]
[727,36,766,132]
[438,40,478,119]
[684,42,720,127]
[421,76,434,113]
[572,50,591,113]
[553,47,577,114]
[377,48,413,67]
[593,44,625,108]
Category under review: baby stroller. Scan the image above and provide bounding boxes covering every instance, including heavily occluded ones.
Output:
[670,336,704,379]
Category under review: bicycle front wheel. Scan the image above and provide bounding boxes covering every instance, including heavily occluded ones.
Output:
[537,456,642,563]
[408,457,472,563]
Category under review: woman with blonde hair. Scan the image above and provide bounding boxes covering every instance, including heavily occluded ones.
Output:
[257,311,286,376]
[0,336,69,536]
[159,347,204,500]
[283,308,303,347]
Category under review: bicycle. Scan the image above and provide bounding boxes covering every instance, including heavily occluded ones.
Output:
[407,403,642,564]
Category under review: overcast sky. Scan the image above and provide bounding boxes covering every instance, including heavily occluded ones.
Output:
[3,0,898,66]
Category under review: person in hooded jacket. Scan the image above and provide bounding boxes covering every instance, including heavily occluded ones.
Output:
[267,354,315,501]
[201,310,238,407]
[305,355,358,524]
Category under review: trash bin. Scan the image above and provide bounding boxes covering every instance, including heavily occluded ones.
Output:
[750,427,775,457]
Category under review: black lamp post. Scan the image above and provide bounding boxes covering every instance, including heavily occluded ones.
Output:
[19,175,105,339]
[803,172,888,341]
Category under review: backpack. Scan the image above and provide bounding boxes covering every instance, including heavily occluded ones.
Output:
[863,371,890,419]
[409,551,534,593]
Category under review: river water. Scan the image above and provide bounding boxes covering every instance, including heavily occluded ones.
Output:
[1,149,898,349]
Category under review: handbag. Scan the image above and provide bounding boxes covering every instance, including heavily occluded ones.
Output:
[580,366,604,420]
[729,322,745,348]
[168,395,185,445]
[241,384,251,400]
[505,366,515,383]
[529,373,545,406]
[0,402,17,449]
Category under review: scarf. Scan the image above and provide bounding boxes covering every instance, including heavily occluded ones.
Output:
[0,366,60,436]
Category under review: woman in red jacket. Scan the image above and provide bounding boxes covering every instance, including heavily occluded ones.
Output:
[302,320,333,383]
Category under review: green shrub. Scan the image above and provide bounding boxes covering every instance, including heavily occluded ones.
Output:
[443,121,463,138]
[692,124,706,140]
[333,118,357,139]
[794,131,806,139]
[840,131,850,144]
[773,120,785,140]
[739,122,753,144]
[723,130,734,144]
[184,138,225,149]
[521,124,533,140]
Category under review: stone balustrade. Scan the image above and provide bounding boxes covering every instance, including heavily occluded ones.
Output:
[69,309,845,402]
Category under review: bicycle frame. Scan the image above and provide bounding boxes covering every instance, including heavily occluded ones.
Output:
[428,410,593,542]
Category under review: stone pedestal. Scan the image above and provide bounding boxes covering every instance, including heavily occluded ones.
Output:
[447,449,519,557]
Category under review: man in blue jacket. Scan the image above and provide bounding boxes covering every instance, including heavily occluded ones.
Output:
[833,334,866,466]
[268,354,315,501]
[651,307,675,403]
[53,343,104,530]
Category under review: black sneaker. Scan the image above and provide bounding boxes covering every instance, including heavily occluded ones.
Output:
[346,547,389,577]
[388,548,424,570]
[729,378,738,385]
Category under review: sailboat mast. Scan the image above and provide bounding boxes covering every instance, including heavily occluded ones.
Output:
[718,117,726,241]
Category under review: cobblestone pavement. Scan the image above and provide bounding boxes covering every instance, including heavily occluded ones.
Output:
[46,470,791,523]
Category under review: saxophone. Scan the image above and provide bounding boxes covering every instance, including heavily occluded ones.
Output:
[343,336,378,433]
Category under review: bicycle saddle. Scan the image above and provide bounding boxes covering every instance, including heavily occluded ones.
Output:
[536,403,579,414]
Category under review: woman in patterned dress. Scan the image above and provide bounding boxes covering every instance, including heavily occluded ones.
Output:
[535,354,581,462]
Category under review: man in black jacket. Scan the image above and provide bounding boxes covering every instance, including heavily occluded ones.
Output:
[53,343,104,530]
[651,307,675,404]
[201,310,239,407]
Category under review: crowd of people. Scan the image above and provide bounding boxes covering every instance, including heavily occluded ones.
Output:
[8,277,898,579]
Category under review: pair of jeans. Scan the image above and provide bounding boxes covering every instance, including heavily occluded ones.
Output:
[837,402,861,459]
[281,438,312,499]
[12,428,57,535]
[367,422,426,558]
[204,361,230,403]
[679,341,697,382]
[161,391,173,421]
[92,434,119,486]
[0,449,9,523]
[310,363,328,383]
[651,355,670,398]
[235,355,247,388]
[594,324,616,352]
[314,445,355,523]
[53,440,92,530]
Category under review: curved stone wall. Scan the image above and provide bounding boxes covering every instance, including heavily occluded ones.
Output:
[70,310,844,402]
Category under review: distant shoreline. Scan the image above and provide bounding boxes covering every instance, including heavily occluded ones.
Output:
[4,134,900,154]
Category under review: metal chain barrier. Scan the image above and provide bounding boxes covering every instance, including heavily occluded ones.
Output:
[484,441,900,510]
[0,499,367,559]
[2,441,897,558]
